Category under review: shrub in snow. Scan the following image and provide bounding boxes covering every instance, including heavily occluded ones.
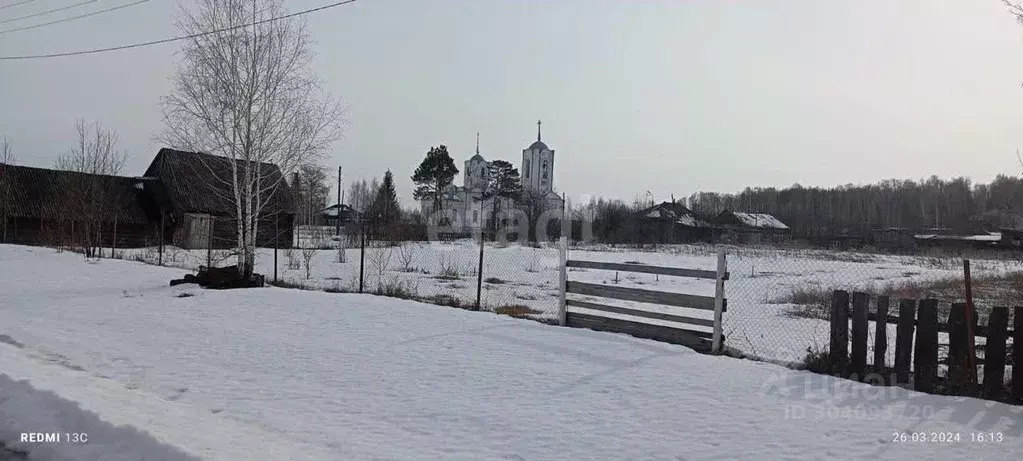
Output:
[301,248,317,279]
[396,243,417,272]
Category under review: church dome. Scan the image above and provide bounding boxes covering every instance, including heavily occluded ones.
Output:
[528,140,549,151]
[469,153,485,162]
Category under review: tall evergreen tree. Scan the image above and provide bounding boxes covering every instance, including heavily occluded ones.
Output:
[369,170,401,234]
[483,160,522,234]
[411,145,459,218]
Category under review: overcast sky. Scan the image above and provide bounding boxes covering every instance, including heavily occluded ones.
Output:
[4,0,1023,208]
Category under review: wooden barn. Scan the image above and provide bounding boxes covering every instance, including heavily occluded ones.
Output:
[912,232,1002,251]
[871,227,916,250]
[713,210,790,244]
[321,204,361,228]
[0,163,168,249]
[143,148,295,250]
[632,201,714,244]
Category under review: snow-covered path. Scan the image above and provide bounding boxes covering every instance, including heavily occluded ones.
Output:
[0,245,1021,460]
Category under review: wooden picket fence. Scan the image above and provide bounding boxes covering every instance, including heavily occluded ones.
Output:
[829,290,1022,402]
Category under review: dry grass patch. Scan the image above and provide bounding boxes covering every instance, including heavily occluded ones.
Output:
[493,304,543,318]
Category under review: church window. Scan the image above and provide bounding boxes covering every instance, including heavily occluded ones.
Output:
[473,210,478,223]
[524,159,530,175]
[542,160,549,179]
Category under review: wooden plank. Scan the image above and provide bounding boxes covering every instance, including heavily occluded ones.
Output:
[565,311,712,352]
[566,299,714,327]
[946,303,973,391]
[1013,306,1023,403]
[914,299,940,393]
[874,296,889,372]
[859,311,1010,338]
[850,292,870,379]
[565,281,721,311]
[982,306,1009,400]
[830,290,850,367]
[894,299,916,385]
[566,259,728,280]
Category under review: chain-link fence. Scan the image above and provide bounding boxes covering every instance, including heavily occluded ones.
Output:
[100,214,1021,370]
[711,244,1023,367]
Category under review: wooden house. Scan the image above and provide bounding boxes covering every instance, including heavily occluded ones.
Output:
[143,148,295,250]
[0,163,168,248]
[631,201,714,244]
[713,210,790,244]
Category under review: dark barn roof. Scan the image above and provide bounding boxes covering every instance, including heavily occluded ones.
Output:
[714,210,789,231]
[634,201,712,228]
[144,148,293,217]
[0,163,165,224]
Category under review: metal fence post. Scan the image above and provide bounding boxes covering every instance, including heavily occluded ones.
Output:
[158,212,164,266]
[712,249,727,353]
[359,220,366,293]
[558,236,568,326]
[207,216,214,268]
[476,223,484,311]
[274,213,279,282]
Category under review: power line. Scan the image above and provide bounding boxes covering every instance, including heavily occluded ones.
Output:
[1,0,98,25]
[0,0,37,11]
[0,0,357,60]
[0,0,150,35]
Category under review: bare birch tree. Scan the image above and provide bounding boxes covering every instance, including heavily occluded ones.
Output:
[160,0,345,277]
[0,136,13,165]
[55,119,127,257]
[0,135,14,243]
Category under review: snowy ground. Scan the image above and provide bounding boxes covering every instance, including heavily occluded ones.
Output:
[119,240,1023,364]
[1,244,1021,460]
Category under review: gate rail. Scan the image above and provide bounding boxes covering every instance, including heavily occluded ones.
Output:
[557,237,728,353]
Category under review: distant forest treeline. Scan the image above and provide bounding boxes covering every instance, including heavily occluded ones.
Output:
[573,175,1023,242]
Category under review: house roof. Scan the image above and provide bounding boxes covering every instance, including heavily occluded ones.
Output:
[144,148,293,217]
[321,204,361,218]
[717,211,789,230]
[0,162,165,224]
[914,232,1001,242]
[634,201,710,228]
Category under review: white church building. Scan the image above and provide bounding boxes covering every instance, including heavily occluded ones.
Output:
[420,121,566,231]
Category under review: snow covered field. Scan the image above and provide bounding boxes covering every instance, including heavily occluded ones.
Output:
[120,241,1023,364]
[1,244,1021,460]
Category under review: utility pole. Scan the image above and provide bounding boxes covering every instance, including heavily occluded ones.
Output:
[339,165,347,236]
[337,166,346,263]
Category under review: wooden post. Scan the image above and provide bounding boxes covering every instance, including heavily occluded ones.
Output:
[711,249,727,354]
[962,260,978,385]
[983,306,1009,400]
[947,303,974,392]
[1013,306,1023,402]
[914,299,939,393]
[558,236,568,326]
[894,299,916,385]
[475,217,484,311]
[874,296,890,372]
[830,290,850,366]
[850,292,869,379]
